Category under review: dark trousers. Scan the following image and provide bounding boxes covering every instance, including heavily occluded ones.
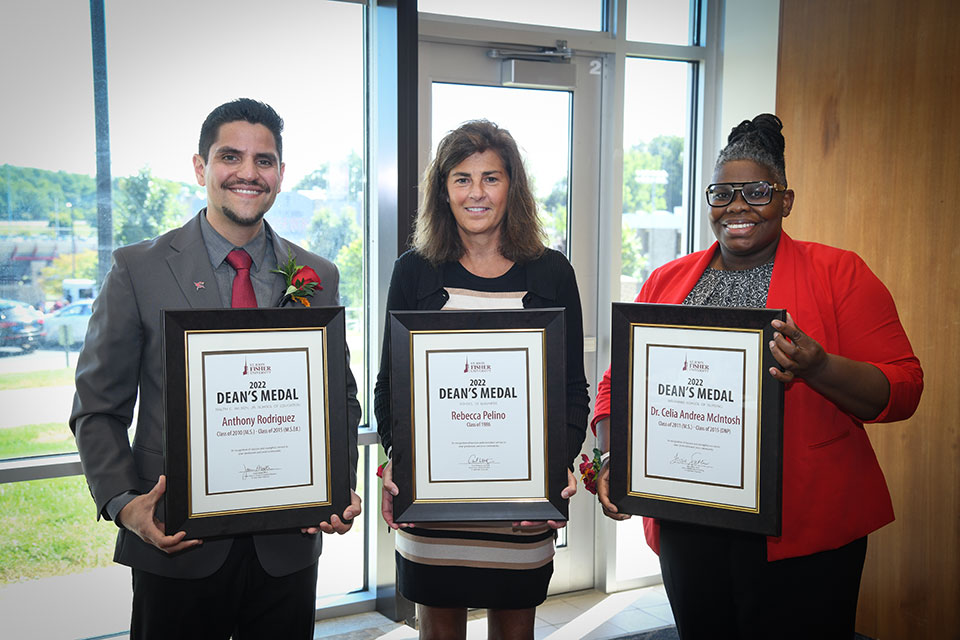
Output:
[130,536,319,640]
[658,520,867,640]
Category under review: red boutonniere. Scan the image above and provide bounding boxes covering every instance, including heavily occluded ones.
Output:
[272,251,322,307]
[579,448,603,495]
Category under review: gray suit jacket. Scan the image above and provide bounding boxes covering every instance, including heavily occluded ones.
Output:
[70,212,361,579]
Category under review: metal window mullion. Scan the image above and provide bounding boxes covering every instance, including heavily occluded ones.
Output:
[90,0,113,281]
[595,0,628,594]
[419,14,619,54]
[696,0,723,251]
[623,41,706,61]
[686,59,702,256]
[0,454,83,484]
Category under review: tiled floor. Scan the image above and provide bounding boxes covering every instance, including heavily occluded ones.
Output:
[312,585,673,639]
[2,567,669,639]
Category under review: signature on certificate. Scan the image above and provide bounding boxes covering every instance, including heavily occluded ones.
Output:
[240,464,279,480]
[668,452,712,474]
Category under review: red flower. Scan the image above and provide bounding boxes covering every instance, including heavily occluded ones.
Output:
[579,449,602,495]
[292,265,321,289]
[273,251,322,307]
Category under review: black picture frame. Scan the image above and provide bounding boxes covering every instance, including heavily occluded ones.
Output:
[162,307,351,539]
[389,309,568,523]
[609,302,785,536]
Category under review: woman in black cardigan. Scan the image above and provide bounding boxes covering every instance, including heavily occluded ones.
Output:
[374,120,589,640]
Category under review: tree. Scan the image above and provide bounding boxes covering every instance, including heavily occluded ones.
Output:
[299,152,363,202]
[308,206,359,263]
[540,176,568,252]
[1,164,96,223]
[345,150,363,202]
[12,180,50,219]
[39,250,98,298]
[621,226,647,282]
[48,208,74,231]
[295,166,329,191]
[114,168,183,246]
[620,136,685,214]
[622,143,666,214]
[648,135,684,211]
[335,236,363,308]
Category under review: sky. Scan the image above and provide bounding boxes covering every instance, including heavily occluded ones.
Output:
[418,0,692,44]
[431,84,572,197]
[429,60,690,199]
[1,0,364,187]
[1,0,691,191]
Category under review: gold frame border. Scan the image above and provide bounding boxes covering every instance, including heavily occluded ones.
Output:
[407,328,550,504]
[423,347,533,484]
[625,322,764,514]
[184,327,333,519]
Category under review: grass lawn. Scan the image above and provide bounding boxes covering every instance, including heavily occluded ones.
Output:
[0,422,77,458]
[0,475,117,583]
[0,368,75,391]
[0,363,103,584]
[0,365,78,459]
[0,336,371,587]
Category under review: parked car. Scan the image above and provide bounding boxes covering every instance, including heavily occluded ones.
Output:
[43,299,94,348]
[0,298,46,352]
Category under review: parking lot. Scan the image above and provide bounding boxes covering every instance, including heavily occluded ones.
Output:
[0,347,79,432]
[0,345,80,374]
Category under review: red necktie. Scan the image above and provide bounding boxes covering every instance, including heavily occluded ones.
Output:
[225,249,257,308]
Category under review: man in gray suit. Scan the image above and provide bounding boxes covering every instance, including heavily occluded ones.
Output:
[70,98,361,639]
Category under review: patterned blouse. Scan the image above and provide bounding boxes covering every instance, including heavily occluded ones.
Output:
[683,260,774,308]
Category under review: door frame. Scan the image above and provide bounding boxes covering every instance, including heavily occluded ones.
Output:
[417,38,603,594]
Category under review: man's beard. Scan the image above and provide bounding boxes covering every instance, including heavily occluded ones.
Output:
[222,205,267,227]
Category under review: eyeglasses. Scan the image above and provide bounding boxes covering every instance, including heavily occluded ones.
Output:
[705,181,786,207]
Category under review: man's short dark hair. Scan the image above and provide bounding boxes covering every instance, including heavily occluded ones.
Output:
[198,98,284,162]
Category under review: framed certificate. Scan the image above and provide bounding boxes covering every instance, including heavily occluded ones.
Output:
[609,303,784,536]
[389,309,568,523]
[162,307,351,539]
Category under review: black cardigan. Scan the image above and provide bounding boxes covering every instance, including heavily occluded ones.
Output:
[374,248,590,465]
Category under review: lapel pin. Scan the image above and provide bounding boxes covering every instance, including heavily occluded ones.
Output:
[194,281,205,291]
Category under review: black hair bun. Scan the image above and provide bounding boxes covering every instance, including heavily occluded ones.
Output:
[727,113,785,158]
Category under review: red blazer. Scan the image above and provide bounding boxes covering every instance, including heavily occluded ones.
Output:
[593,233,923,561]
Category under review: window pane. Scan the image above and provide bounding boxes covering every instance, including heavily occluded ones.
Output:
[620,58,694,302]
[419,0,604,31]
[0,312,124,463]
[101,0,367,407]
[0,0,91,459]
[104,0,369,604]
[0,1,96,315]
[0,475,131,639]
[1,1,369,628]
[626,0,694,45]
[615,517,661,581]
[431,83,571,255]
[0,385,79,458]
[316,453,367,600]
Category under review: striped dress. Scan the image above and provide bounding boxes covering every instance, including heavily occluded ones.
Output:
[394,261,556,609]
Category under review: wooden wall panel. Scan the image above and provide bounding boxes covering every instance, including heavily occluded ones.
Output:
[776,1,960,637]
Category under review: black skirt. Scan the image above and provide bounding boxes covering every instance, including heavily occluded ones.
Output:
[394,524,556,609]
[397,552,553,609]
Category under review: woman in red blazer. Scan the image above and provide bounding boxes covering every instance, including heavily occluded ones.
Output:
[592,114,923,640]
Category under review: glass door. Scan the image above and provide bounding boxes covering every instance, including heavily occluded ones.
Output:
[419,40,602,594]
